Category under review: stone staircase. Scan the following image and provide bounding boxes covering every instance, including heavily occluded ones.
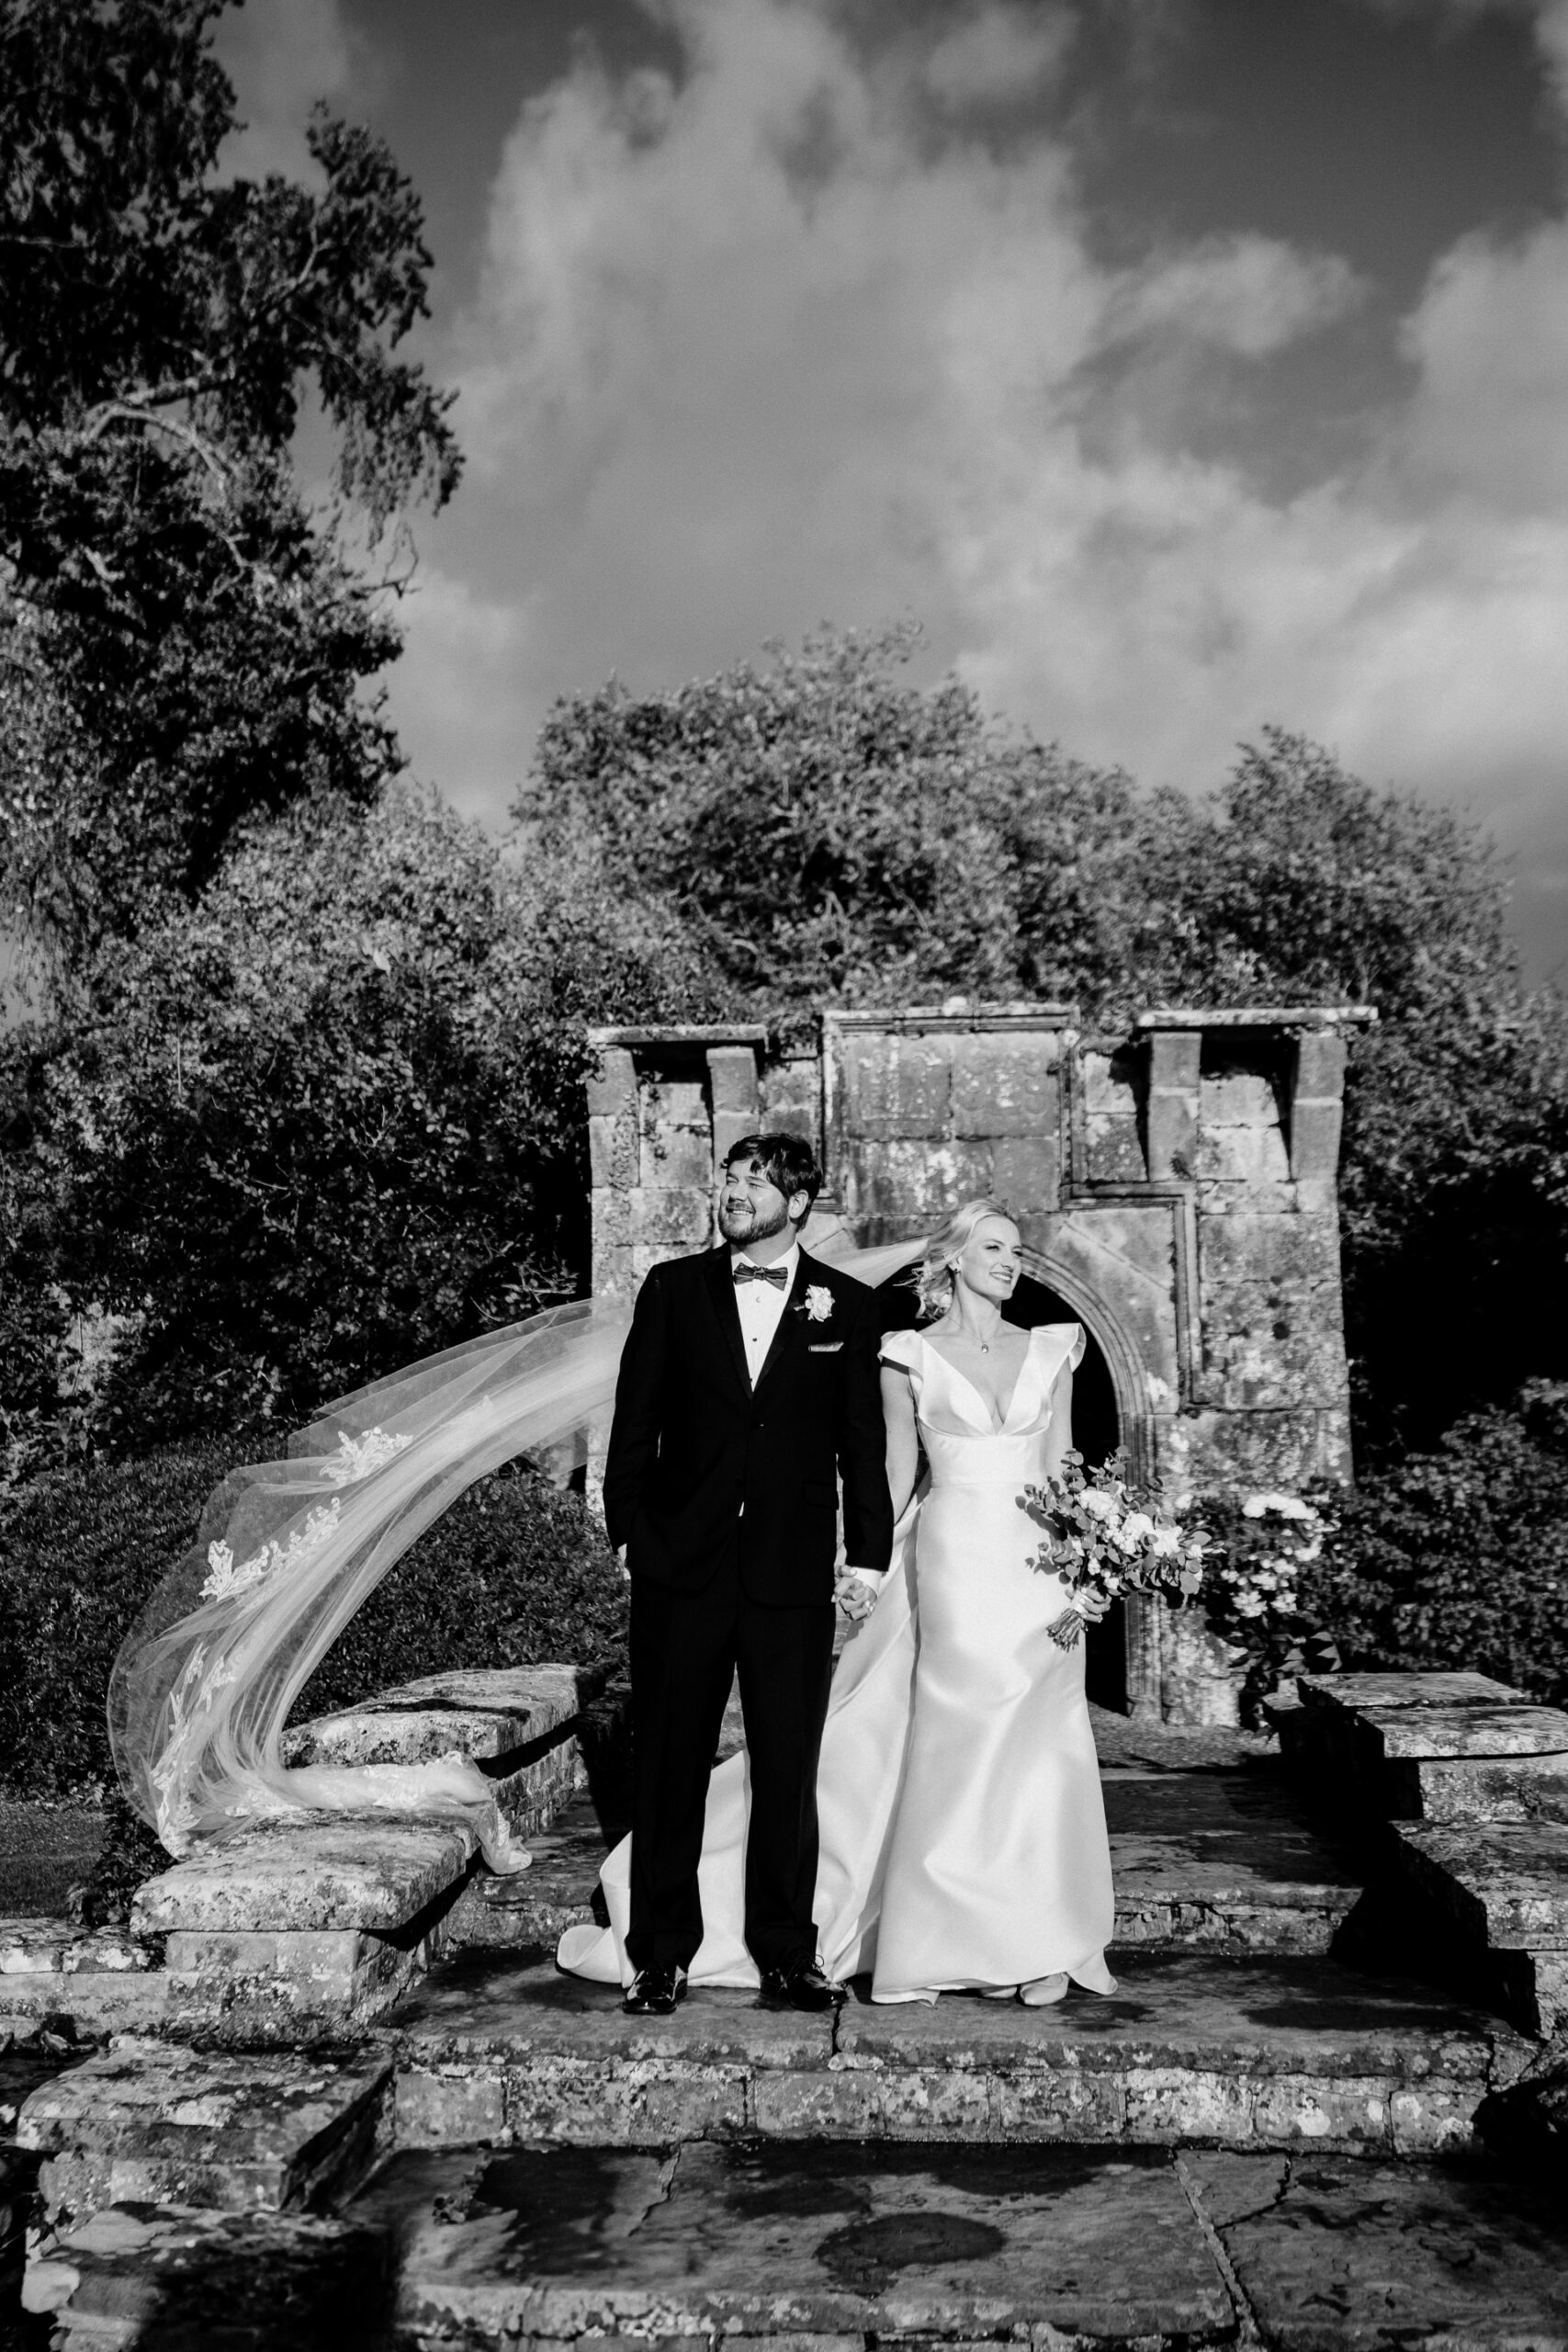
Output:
[1273,1668,1568,2036]
[13,1672,1568,2349]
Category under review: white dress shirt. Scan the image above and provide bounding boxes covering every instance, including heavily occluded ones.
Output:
[729,1240,798,1387]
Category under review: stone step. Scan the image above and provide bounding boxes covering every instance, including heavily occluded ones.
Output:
[16,2039,394,2230]
[1389,1819,1568,2038]
[348,2140,1568,2351]
[22,2199,391,2348]
[361,2139,1236,2346]
[0,1920,168,2037]
[446,1772,1365,1963]
[382,1950,1529,2157]
[286,1663,592,1842]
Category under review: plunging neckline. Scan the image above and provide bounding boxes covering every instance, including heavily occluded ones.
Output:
[920,1329,1034,1433]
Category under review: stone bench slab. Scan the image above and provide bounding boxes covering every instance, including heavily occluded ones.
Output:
[17,2040,393,2226]
[131,1815,476,1937]
[1356,1702,1568,1762]
[286,1663,583,1770]
[1298,1670,1528,1714]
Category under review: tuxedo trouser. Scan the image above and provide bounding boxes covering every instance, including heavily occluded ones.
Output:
[627,1558,836,1974]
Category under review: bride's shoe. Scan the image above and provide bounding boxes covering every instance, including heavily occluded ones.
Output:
[1020,1973,1069,2006]
[981,1984,1019,2000]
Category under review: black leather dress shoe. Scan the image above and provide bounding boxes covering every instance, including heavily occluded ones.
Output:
[758,1960,844,2012]
[623,1964,688,2016]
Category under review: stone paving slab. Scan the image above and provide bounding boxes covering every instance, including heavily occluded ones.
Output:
[357,2140,1235,2346]
[287,1664,583,1770]
[15,2038,393,2226]
[22,2199,391,2349]
[1186,2150,1568,2348]
[382,1951,1528,2156]
[131,1815,476,1936]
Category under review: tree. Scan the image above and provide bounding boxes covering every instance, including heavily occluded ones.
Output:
[527,635,1568,1453]
[519,626,1154,1015]
[0,0,459,960]
[2,786,718,1456]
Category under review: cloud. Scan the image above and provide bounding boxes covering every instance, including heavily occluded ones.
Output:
[382,0,1568,978]
[210,0,367,181]
[920,5,1077,109]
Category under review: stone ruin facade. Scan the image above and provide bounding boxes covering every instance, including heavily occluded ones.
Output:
[586,1002,1375,1723]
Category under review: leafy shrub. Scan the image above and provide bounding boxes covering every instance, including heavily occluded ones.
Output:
[0,1444,626,1804]
[1300,1382,1568,1708]
[0,1439,234,1800]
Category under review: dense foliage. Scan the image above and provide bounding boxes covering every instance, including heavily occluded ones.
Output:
[0,0,458,958]
[2,784,715,1461]
[1305,1382,1568,1709]
[0,1441,626,1803]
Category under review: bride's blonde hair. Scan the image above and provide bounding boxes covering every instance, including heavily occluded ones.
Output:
[909,1198,1020,1321]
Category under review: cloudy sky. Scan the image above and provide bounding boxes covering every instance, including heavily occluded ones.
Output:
[217,0,1568,979]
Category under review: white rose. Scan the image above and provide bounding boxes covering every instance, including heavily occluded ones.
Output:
[1079,1488,1116,1521]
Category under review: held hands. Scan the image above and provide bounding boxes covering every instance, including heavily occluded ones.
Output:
[834,1571,880,1621]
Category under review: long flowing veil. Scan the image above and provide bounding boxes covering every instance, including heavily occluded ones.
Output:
[108,1237,924,1870]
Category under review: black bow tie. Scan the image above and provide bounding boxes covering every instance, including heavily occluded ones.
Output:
[734,1261,788,1289]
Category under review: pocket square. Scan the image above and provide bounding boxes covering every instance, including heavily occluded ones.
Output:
[807,1341,844,1353]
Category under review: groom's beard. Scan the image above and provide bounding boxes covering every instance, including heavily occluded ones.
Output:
[719,1198,791,1248]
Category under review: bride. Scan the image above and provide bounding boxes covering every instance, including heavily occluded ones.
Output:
[558,1201,1118,2005]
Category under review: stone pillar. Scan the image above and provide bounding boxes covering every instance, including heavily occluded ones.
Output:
[1289,1029,1349,1184]
[586,1046,637,1298]
[707,1044,761,1173]
[1145,1028,1201,1182]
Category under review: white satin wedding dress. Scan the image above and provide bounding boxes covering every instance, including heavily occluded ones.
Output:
[558,1320,1116,2001]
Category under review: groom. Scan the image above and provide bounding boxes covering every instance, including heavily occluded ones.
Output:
[602,1132,894,2017]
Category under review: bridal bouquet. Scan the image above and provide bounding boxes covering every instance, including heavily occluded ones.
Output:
[1020,1453,1209,1649]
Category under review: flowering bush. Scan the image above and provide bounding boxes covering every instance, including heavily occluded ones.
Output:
[1021,1452,1207,1648]
[1198,1488,1342,1723]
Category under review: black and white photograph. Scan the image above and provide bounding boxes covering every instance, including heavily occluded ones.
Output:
[2,0,1568,2343]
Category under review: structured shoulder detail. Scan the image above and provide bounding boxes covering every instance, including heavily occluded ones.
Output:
[878,1328,920,1372]
[1035,1319,1086,1376]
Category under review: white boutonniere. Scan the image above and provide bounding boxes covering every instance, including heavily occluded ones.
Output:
[804,1285,834,1323]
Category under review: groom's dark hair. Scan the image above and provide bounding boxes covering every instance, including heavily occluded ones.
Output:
[724,1132,823,1224]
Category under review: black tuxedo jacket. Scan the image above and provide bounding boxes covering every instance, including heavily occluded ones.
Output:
[602,1244,894,1606]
